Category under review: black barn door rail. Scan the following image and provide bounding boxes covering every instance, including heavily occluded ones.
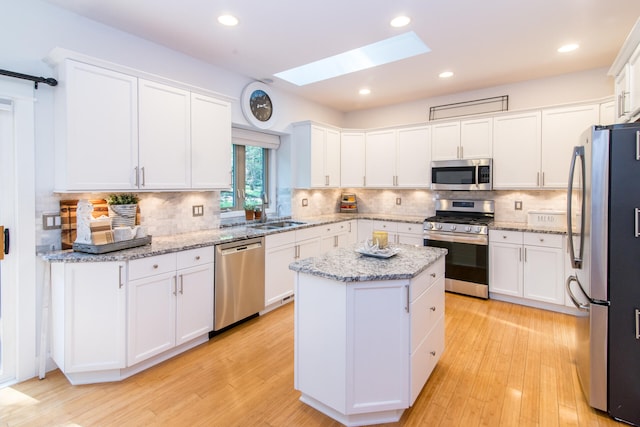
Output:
[0,69,58,89]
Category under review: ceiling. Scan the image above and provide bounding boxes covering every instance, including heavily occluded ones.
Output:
[43,0,640,112]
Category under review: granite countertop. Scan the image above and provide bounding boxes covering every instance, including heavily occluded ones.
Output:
[289,243,447,282]
[490,221,567,234]
[42,214,425,263]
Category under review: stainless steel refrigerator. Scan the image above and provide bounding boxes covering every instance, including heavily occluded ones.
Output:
[566,123,640,426]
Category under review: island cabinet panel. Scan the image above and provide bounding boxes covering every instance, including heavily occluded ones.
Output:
[294,254,446,426]
[346,281,410,413]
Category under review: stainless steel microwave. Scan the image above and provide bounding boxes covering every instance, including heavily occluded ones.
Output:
[431,159,492,191]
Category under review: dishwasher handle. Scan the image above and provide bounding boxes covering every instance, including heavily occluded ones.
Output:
[220,241,263,256]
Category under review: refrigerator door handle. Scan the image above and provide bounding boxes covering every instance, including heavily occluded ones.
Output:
[635,208,640,238]
[566,275,590,309]
[567,146,586,269]
[636,130,640,161]
[636,309,640,340]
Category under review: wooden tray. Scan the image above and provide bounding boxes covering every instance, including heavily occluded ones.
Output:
[73,235,152,254]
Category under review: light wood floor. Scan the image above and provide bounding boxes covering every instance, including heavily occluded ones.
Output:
[1,293,622,427]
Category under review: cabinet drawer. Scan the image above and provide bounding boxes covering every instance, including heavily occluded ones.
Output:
[373,220,398,232]
[334,221,350,233]
[523,232,563,248]
[489,229,523,244]
[265,230,296,249]
[177,246,215,269]
[411,277,444,352]
[129,253,176,281]
[411,258,445,301]
[410,314,444,404]
[397,222,421,234]
[295,225,323,241]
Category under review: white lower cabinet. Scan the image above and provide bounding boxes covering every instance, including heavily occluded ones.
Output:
[264,227,322,309]
[294,258,445,425]
[319,220,355,252]
[51,262,127,378]
[128,247,214,366]
[489,230,564,305]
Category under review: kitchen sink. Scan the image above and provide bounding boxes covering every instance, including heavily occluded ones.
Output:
[249,221,306,230]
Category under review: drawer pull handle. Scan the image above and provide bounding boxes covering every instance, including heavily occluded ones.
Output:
[430,351,436,357]
[539,238,544,242]
[195,256,201,260]
[430,273,436,278]
[153,264,158,269]
[503,235,507,239]
[430,306,436,311]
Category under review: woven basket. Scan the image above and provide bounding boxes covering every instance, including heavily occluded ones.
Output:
[108,204,137,228]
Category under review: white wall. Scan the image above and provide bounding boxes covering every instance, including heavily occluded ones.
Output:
[343,67,613,129]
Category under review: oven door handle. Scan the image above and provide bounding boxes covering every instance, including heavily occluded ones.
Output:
[424,231,488,245]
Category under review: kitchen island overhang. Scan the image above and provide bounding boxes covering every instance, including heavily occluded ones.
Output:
[290,244,447,426]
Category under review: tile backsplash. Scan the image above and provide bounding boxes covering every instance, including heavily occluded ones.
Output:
[38,188,566,251]
[292,188,566,222]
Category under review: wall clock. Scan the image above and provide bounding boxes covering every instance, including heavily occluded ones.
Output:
[241,81,277,129]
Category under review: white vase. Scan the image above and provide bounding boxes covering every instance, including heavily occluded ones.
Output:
[108,204,137,228]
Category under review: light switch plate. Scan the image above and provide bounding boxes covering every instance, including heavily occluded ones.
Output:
[42,213,62,230]
[302,198,308,207]
[514,201,523,210]
[396,198,402,205]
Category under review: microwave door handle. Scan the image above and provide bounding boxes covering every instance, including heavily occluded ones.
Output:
[475,165,479,189]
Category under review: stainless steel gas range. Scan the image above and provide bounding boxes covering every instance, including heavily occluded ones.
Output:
[423,199,494,299]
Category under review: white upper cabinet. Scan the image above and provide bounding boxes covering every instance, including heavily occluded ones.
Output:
[138,79,191,189]
[396,126,431,187]
[540,104,599,188]
[365,126,430,188]
[431,118,492,161]
[365,129,397,187]
[610,19,640,122]
[340,131,366,187]
[55,60,139,191]
[460,118,493,159]
[599,100,616,126]
[190,93,232,189]
[431,122,460,161]
[492,111,541,189]
[51,55,232,192]
[293,122,341,188]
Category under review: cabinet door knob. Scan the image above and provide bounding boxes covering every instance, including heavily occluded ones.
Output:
[539,238,544,242]
[153,264,158,269]
[503,235,507,239]
[430,351,437,357]
[195,255,201,260]
[430,273,436,278]
[430,306,436,311]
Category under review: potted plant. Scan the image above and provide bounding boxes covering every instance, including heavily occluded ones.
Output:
[243,201,255,221]
[107,193,140,228]
[254,205,262,220]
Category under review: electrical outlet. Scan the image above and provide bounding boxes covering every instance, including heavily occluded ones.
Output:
[396,197,402,205]
[302,198,308,207]
[192,205,204,217]
[514,201,523,210]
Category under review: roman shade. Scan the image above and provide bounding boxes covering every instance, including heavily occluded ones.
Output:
[232,127,280,149]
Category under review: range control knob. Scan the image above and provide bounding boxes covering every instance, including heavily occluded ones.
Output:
[435,223,443,230]
[474,226,482,233]
[465,226,472,232]
[450,225,457,231]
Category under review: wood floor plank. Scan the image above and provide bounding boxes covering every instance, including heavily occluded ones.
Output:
[0,293,623,426]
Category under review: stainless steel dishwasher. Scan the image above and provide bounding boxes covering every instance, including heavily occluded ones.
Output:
[214,237,265,331]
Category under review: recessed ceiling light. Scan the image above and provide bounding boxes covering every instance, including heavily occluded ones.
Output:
[218,14,239,26]
[558,44,579,53]
[439,71,454,78]
[359,88,371,95]
[274,31,430,86]
[390,16,411,28]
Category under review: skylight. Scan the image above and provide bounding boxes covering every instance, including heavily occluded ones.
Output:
[274,31,430,86]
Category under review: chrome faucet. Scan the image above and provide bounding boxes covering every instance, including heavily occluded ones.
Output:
[260,193,268,223]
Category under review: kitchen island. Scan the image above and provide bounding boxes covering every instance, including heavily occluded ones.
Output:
[290,244,447,426]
